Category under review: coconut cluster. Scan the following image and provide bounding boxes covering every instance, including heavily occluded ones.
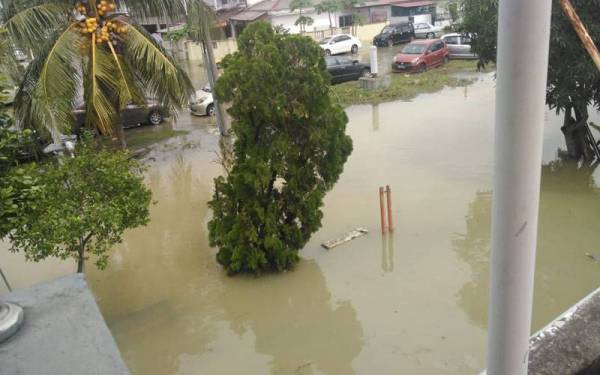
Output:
[75,1,128,45]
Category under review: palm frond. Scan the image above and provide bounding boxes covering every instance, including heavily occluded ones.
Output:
[14,22,83,135]
[122,22,194,116]
[115,0,186,23]
[0,28,22,82]
[4,1,71,52]
[83,34,121,134]
[186,0,222,42]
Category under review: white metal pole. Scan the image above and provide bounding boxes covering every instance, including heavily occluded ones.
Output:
[487,0,552,374]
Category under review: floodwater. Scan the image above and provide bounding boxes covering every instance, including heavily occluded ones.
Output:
[2,72,600,374]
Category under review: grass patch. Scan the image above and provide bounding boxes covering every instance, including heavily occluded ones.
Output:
[330,60,491,106]
[126,127,189,149]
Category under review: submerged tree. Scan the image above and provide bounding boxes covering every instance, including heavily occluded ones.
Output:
[2,0,193,145]
[6,139,152,273]
[460,0,600,161]
[208,22,353,275]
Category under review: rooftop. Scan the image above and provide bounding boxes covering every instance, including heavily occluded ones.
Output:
[0,274,129,375]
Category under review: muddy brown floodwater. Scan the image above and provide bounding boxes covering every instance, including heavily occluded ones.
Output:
[2,72,600,374]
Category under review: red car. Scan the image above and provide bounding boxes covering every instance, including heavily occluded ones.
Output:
[391,39,449,73]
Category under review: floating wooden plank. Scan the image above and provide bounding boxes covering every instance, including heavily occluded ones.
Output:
[322,228,369,250]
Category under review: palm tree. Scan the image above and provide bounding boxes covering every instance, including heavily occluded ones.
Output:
[2,0,194,146]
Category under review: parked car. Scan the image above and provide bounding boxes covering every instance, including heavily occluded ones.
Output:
[319,34,362,55]
[190,85,215,117]
[372,22,414,47]
[413,22,442,39]
[391,39,448,73]
[441,33,478,59]
[326,56,371,84]
[72,101,166,132]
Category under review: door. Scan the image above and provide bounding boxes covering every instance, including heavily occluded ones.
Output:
[443,35,460,56]
[123,103,147,127]
[336,35,352,54]
[432,41,445,66]
[400,24,412,43]
[458,35,476,58]
[337,57,358,81]
[326,57,343,83]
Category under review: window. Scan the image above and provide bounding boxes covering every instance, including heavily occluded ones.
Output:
[339,15,354,27]
[461,36,472,44]
[401,25,411,32]
[333,35,350,43]
[444,36,459,45]
[325,57,338,67]
[337,57,354,65]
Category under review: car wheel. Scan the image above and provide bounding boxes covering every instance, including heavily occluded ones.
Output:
[426,32,434,39]
[148,110,163,125]
[419,63,427,73]
[206,103,215,117]
[351,44,358,54]
[325,49,331,56]
[361,68,370,78]
[387,39,393,47]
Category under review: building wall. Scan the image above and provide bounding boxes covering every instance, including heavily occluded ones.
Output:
[270,11,336,34]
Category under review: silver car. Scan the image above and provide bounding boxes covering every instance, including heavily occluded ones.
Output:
[413,22,442,39]
[190,85,215,117]
[441,33,478,59]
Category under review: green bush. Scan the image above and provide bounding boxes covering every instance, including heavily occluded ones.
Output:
[208,22,353,275]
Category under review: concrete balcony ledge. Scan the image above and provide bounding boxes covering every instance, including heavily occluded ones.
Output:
[482,286,600,374]
[0,274,129,375]
[528,287,600,375]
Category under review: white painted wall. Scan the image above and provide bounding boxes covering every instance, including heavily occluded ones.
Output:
[270,10,337,34]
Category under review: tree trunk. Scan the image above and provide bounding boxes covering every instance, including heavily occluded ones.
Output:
[561,104,594,161]
[115,123,127,149]
[201,17,229,137]
[77,237,85,273]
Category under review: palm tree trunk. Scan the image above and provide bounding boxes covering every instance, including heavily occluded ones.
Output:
[201,18,228,136]
[116,123,127,149]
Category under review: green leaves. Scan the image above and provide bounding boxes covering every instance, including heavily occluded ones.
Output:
[208,22,353,275]
[5,139,152,271]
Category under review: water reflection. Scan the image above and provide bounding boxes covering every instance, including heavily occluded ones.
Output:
[221,261,364,375]
[454,158,600,330]
[372,104,380,132]
[87,149,362,375]
[381,234,394,272]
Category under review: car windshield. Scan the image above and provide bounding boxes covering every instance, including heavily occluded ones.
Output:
[319,38,331,45]
[401,44,426,54]
[381,26,394,34]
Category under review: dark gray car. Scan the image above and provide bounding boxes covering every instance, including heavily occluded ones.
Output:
[441,33,478,59]
[73,101,165,133]
[326,56,371,84]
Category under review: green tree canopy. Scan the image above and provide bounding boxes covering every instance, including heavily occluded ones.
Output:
[460,0,600,160]
[208,22,353,275]
[6,139,152,272]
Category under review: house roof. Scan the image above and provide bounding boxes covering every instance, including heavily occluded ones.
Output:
[230,0,326,21]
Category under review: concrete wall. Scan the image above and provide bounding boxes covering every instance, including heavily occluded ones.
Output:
[271,11,335,34]
[184,39,238,63]
[480,286,600,374]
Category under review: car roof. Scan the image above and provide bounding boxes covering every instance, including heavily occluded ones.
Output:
[409,39,441,45]
[442,33,460,38]
[329,34,351,38]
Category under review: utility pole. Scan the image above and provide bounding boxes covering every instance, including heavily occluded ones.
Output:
[201,13,228,136]
[486,0,552,374]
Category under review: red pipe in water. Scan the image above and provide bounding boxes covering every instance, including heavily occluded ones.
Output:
[379,187,387,233]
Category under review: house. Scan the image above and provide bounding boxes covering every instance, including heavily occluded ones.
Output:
[228,0,450,37]
[229,0,345,35]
